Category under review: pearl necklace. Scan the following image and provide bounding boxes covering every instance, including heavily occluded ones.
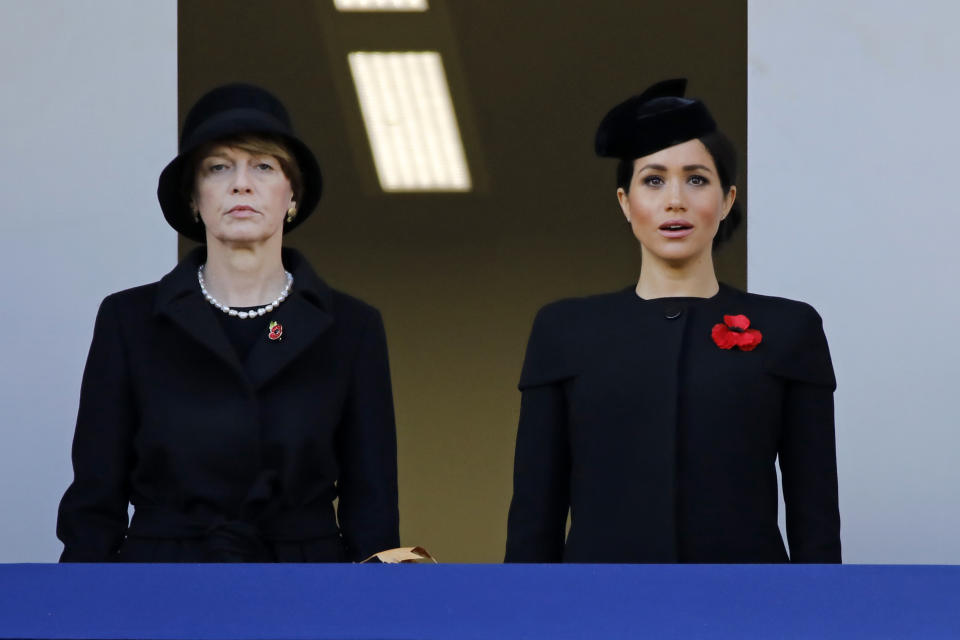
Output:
[197,265,293,319]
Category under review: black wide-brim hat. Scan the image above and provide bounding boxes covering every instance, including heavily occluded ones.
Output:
[595,78,717,159]
[158,83,322,242]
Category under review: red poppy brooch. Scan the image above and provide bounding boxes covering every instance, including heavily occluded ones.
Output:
[711,314,762,351]
[268,321,284,341]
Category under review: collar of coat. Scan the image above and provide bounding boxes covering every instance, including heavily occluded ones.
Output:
[152,246,336,389]
[154,246,333,312]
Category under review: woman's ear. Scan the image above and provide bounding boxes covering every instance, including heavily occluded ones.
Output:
[617,188,631,223]
[721,185,737,220]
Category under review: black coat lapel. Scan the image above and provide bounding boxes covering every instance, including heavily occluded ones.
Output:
[153,247,335,390]
[154,248,245,377]
[162,294,245,373]
[244,247,335,390]
[243,291,333,389]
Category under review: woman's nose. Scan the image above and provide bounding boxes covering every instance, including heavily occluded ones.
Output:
[665,181,685,211]
[231,164,254,193]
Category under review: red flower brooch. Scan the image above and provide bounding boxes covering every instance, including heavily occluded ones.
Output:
[268,321,284,341]
[711,314,762,351]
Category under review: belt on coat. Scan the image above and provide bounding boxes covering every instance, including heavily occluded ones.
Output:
[127,504,340,561]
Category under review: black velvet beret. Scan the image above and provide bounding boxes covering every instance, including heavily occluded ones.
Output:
[157,83,322,243]
[595,78,717,159]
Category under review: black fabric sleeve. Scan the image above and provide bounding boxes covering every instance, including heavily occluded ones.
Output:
[335,309,400,562]
[505,308,571,562]
[777,307,841,563]
[505,385,570,562]
[57,296,135,562]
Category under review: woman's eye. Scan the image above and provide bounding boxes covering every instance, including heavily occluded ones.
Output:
[208,163,228,172]
[256,162,274,171]
[643,175,664,187]
[688,175,709,186]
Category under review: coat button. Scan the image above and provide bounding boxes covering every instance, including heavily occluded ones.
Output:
[665,306,683,320]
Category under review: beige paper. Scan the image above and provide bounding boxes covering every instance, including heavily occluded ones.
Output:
[361,546,437,564]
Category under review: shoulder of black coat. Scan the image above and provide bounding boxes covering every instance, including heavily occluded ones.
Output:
[101,281,162,312]
[724,285,826,336]
[327,288,382,325]
[729,287,819,317]
[536,288,634,325]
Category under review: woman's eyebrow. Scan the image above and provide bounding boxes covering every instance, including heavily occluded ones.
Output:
[636,163,668,173]
[636,163,715,174]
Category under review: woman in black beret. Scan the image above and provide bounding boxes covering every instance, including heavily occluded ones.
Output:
[57,84,400,562]
[505,79,840,563]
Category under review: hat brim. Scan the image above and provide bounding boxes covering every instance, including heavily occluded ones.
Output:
[157,107,322,243]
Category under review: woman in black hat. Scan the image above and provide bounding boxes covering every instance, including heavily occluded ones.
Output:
[57,84,400,562]
[505,79,840,563]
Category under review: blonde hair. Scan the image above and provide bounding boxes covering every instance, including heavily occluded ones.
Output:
[183,134,303,204]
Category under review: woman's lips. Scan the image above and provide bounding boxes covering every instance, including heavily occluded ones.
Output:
[226,205,258,218]
[658,219,694,239]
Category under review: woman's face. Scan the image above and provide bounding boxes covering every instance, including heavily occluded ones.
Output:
[192,145,296,246]
[617,139,735,266]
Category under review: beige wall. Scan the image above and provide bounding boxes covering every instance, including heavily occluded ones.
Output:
[180,0,746,561]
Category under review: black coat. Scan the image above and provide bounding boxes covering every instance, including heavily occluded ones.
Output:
[505,284,840,563]
[57,248,399,562]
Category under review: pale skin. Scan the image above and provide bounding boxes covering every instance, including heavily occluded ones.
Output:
[616,139,737,300]
[191,145,297,308]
